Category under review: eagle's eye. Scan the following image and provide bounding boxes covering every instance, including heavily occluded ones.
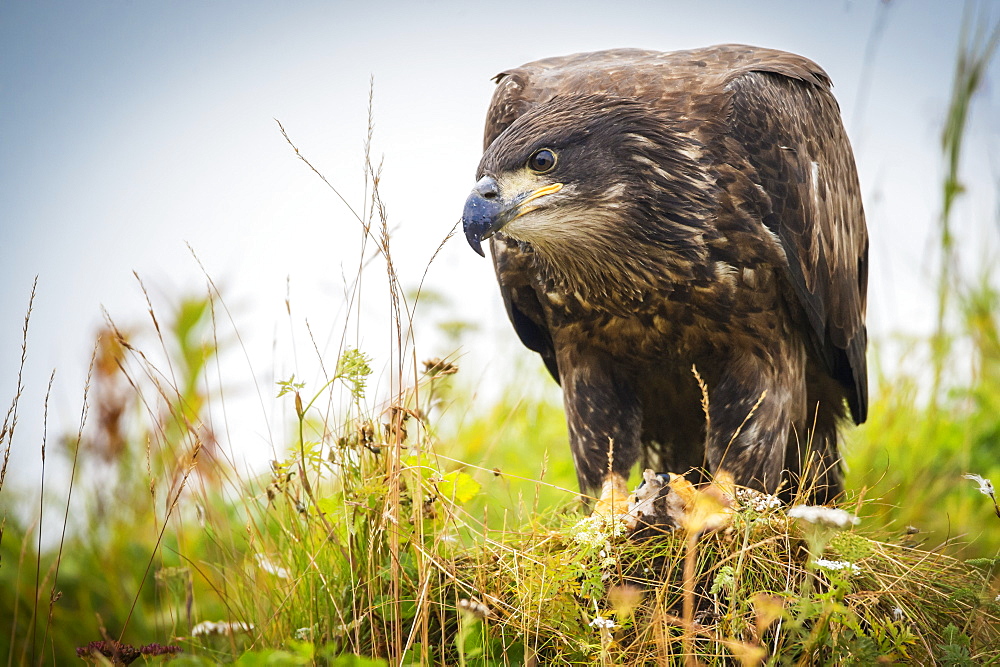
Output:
[527,148,557,174]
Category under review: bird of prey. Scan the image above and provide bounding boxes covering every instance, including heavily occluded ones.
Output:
[460,45,868,518]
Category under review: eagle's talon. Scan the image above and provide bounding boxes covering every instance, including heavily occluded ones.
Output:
[591,473,634,528]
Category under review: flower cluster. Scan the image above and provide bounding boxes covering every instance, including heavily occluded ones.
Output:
[570,515,626,548]
[571,515,625,585]
[788,504,860,529]
[76,641,181,665]
[191,620,254,637]
[736,487,783,513]
[422,357,459,377]
[589,616,617,630]
[458,597,492,619]
[813,558,860,574]
[76,641,140,665]
[255,553,291,579]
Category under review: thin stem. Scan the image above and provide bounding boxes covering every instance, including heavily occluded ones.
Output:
[682,531,698,667]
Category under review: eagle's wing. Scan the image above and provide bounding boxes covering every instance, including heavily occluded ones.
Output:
[724,66,868,424]
[490,239,560,382]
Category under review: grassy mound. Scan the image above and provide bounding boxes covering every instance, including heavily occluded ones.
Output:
[5,310,998,665]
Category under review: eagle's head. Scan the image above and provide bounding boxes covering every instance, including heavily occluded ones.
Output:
[461,94,713,262]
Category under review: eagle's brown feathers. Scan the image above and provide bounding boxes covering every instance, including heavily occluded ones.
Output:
[461,45,868,504]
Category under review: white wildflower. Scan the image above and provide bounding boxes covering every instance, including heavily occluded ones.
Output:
[892,607,905,621]
[191,621,218,637]
[963,473,995,497]
[589,616,617,630]
[736,487,782,513]
[294,627,313,641]
[191,620,254,637]
[788,505,860,529]
[571,516,618,548]
[255,553,291,579]
[813,558,860,574]
[458,597,491,619]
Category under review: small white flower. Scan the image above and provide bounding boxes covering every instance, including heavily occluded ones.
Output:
[813,558,860,574]
[788,505,860,529]
[736,488,782,512]
[294,627,312,641]
[963,474,995,497]
[571,516,614,548]
[191,621,220,637]
[191,620,254,637]
[458,597,492,619]
[892,607,904,621]
[589,616,617,630]
[255,553,291,579]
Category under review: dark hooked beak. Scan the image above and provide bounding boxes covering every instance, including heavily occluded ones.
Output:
[461,176,564,257]
[462,176,504,257]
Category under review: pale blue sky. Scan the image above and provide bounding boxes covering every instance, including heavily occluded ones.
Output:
[2,1,998,490]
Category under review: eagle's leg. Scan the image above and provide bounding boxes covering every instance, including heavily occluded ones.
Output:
[704,351,806,497]
[559,350,643,519]
[592,473,631,519]
[785,372,848,504]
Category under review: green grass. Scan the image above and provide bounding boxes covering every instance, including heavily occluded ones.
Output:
[3,258,1000,665]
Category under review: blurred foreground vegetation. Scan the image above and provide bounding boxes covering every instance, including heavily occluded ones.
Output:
[3,284,1000,665]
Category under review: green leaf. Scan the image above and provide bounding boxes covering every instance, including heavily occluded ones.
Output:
[316,495,340,518]
[402,453,436,480]
[400,643,432,666]
[374,594,417,620]
[336,348,373,400]
[326,655,389,667]
[235,649,310,666]
[456,616,486,660]
[938,623,974,667]
[284,639,315,660]
[276,375,306,398]
[709,565,735,595]
[439,470,481,505]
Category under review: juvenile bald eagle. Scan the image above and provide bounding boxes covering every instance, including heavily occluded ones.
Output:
[461,45,867,514]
